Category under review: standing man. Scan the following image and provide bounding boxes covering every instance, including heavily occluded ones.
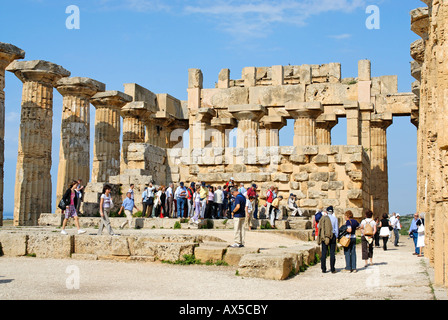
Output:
[246,184,258,219]
[390,212,401,247]
[270,195,283,228]
[118,192,140,229]
[128,184,135,200]
[214,186,224,219]
[187,182,196,219]
[409,213,420,255]
[143,182,156,218]
[230,187,246,248]
[319,206,338,274]
[75,179,85,215]
[238,183,247,196]
[166,183,174,218]
[175,182,188,218]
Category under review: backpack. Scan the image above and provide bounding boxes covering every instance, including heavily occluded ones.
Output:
[364,219,374,236]
[315,211,323,223]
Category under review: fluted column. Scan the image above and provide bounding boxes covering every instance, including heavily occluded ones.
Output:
[370,114,392,217]
[91,91,132,183]
[121,101,150,171]
[55,77,105,209]
[211,117,237,148]
[0,43,25,226]
[7,60,70,226]
[316,114,338,145]
[190,108,215,149]
[229,104,267,148]
[286,102,323,147]
[259,116,286,147]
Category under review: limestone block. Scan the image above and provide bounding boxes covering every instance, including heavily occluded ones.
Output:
[74,235,130,256]
[27,234,73,259]
[38,213,63,227]
[238,254,294,280]
[188,69,203,89]
[347,189,363,200]
[0,233,27,256]
[410,39,425,64]
[280,146,296,155]
[310,172,329,182]
[380,75,398,94]
[201,87,249,109]
[218,68,230,89]
[293,172,309,182]
[305,83,357,105]
[329,181,344,190]
[410,7,429,38]
[300,199,318,207]
[272,173,289,182]
[302,146,319,155]
[249,85,305,106]
[71,253,98,261]
[290,154,307,164]
[312,154,328,164]
[224,247,260,266]
[194,246,226,263]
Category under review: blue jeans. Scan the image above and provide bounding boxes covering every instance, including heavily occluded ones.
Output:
[412,230,420,254]
[344,238,357,271]
[177,198,186,218]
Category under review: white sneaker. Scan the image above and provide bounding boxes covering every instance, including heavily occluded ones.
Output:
[78,229,86,235]
[229,243,241,248]
[61,230,68,235]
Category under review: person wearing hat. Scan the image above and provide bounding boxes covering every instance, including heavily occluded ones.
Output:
[318,206,338,273]
[287,194,303,217]
[270,195,283,228]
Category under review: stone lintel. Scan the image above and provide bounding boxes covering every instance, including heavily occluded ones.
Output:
[91,90,132,109]
[56,77,105,97]
[6,60,70,84]
[0,42,25,66]
[195,107,216,123]
[211,117,237,128]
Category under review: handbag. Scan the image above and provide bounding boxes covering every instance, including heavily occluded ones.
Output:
[58,198,67,211]
[339,236,351,247]
[418,224,425,234]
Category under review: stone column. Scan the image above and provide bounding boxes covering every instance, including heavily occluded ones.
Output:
[370,113,392,216]
[259,116,286,147]
[286,102,323,147]
[316,114,338,145]
[121,101,150,171]
[229,104,267,148]
[91,91,132,183]
[210,117,237,148]
[6,60,70,226]
[0,43,25,226]
[190,108,215,149]
[55,77,105,211]
[345,102,361,145]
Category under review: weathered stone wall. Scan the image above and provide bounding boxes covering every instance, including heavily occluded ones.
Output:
[411,0,448,290]
[165,145,370,219]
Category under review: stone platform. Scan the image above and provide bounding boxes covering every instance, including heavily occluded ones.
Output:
[0,224,320,281]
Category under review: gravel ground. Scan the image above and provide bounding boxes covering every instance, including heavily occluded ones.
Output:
[0,230,446,300]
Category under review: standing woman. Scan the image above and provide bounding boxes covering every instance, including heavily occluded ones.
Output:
[205,186,215,219]
[61,181,86,235]
[98,185,116,236]
[360,210,377,267]
[159,186,167,218]
[191,186,202,224]
[374,217,381,248]
[416,212,425,257]
[378,213,392,251]
[344,210,360,273]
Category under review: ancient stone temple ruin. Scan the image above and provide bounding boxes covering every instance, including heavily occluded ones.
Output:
[1,0,447,290]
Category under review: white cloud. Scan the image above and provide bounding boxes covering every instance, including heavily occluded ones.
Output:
[183,0,368,39]
[328,33,352,40]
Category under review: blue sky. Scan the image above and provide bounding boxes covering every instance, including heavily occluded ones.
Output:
[0,0,421,217]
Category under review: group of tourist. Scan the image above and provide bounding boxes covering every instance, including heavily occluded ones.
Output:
[316,208,426,274]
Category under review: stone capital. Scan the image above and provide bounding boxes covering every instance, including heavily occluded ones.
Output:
[211,117,237,129]
[121,101,152,119]
[261,115,287,130]
[316,113,338,130]
[194,107,216,123]
[6,60,70,85]
[91,90,132,109]
[229,104,267,122]
[56,77,105,98]
[370,112,393,129]
[286,101,323,119]
[0,42,25,68]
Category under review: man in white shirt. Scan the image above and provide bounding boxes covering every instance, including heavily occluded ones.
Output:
[238,183,247,196]
[166,183,174,218]
[214,186,224,219]
[390,212,401,247]
[128,184,135,200]
[174,182,188,218]
[287,194,303,217]
[322,206,338,274]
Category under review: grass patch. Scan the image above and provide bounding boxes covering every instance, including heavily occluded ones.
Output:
[162,254,202,265]
[260,221,272,229]
[26,253,36,258]
[200,220,214,229]
[174,221,182,229]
